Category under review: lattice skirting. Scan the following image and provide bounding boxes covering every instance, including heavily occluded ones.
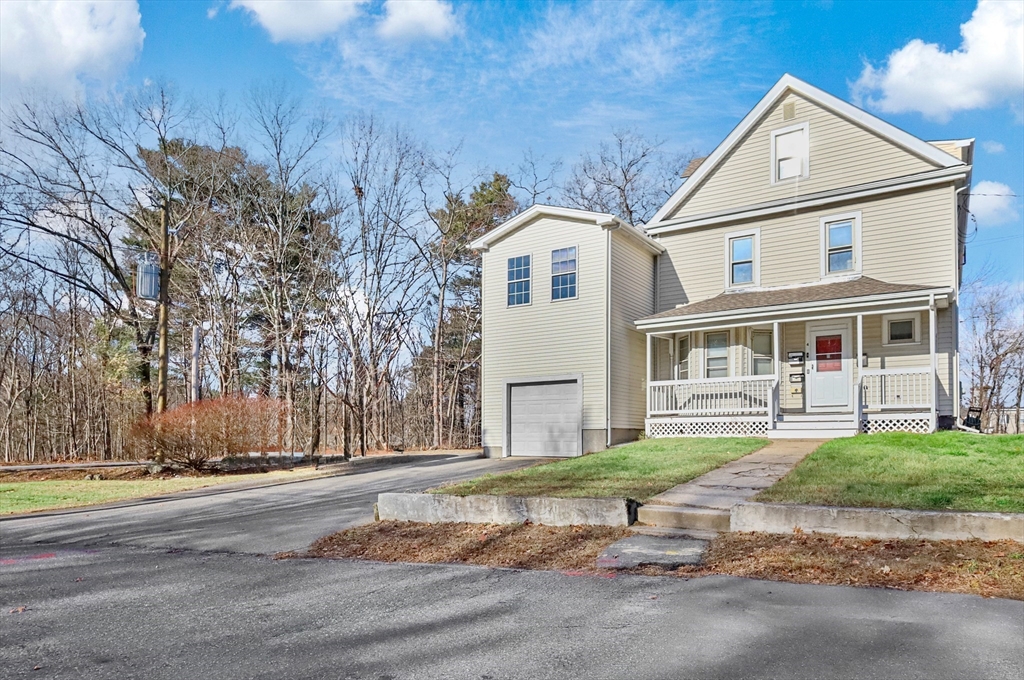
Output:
[646,418,769,438]
[860,414,932,434]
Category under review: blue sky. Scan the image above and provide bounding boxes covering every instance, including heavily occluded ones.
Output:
[1,0,1021,284]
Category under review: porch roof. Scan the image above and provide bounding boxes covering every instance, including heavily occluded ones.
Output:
[636,276,951,330]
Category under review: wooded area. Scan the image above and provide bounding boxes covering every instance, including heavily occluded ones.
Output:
[0,86,693,462]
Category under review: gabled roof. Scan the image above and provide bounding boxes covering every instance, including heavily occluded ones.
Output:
[647,74,968,226]
[469,204,664,254]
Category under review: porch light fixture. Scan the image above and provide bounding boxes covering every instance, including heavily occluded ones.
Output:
[861,353,868,368]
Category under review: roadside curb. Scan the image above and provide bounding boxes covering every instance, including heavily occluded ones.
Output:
[377,492,636,527]
[731,501,1024,542]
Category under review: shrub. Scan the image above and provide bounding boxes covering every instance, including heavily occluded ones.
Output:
[129,398,285,470]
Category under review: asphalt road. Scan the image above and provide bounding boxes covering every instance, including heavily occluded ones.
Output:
[2,455,1022,679]
[0,454,537,554]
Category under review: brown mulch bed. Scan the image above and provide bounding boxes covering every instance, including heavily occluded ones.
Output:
[663,531,1024,600]
[289,521,1024,600]
[292,521,631,572]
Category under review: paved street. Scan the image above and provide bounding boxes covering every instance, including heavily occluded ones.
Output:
[2,455,1022,679]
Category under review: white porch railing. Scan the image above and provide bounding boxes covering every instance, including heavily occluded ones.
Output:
[860,368,932,410]
[648,376,777,416]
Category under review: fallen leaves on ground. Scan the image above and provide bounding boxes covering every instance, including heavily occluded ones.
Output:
[657,532,1024,601]
[287,521,630,572]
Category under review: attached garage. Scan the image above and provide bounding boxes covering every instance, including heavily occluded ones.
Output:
[507,379,582,457]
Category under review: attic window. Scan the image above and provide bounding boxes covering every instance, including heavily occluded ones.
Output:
[771,123,808,183]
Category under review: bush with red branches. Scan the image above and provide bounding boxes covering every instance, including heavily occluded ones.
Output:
[129,397,285,470]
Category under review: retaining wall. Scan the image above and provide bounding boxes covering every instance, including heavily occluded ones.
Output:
[377,493,634,526]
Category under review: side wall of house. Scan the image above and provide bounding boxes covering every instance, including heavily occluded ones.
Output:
[480,216,608,456]
[609,229,655,439]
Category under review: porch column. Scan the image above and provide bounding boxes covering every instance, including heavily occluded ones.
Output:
[856,314,863,425]
[929,294,937,431]
[772,321,780,427]
[646,332,653,417]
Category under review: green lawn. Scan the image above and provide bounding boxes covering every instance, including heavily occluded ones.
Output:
[0,469,324,515]
[434,437,768,501]
[757,431,1024,513]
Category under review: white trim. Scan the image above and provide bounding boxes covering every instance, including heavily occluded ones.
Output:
[819,211,862,279]
[549,244,579,303]
[471,203,663,254]
[724,227,761,289]
[505,252,534,308]
[646,166,969,235]
[647,74,966,225]
[770,121,810,185]
[635,287,952,331]
[882,311,921,345]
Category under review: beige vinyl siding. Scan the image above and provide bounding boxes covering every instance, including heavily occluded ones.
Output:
[929,141,967,162]
[655,185,956,312]
[480,216,608,451]
[668,93,939,220]
[609,230,655,429]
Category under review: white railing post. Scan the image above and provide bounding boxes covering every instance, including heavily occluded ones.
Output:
[646,333,653,418]
[929,295,937,432]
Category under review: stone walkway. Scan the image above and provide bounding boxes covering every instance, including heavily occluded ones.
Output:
[645,439,824,511]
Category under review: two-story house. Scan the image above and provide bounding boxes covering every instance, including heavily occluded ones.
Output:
[472,74,972,457]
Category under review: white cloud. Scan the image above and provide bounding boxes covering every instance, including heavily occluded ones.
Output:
[0,0,144,95]
[519,1,717,84]
[971,181,1020,226]
[378,0,458,41]
[230,0,367,43]
[981,140,1005,154]
[852,0,1024,122]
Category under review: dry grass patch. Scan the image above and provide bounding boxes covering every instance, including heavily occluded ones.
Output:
[660,531,1024,600]
[296,520,630,572]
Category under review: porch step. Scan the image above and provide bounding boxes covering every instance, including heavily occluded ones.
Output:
[768,427,858,440]
[636,504,730,532]
[777,412,857,422]
[775,419,856,430]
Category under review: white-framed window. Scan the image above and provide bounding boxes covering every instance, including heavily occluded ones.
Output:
[507,254,531,306]
[770,122,809,184]
[882,312,920,345]
[551,247,577,301]
[705,331,729,378]
[676,334,690,380]
[724,228,760,288]
[819,211,862,278]
[751,330,774,376]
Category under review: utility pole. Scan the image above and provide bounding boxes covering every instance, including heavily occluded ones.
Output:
[191,326,202,403]
[155,201,171,414]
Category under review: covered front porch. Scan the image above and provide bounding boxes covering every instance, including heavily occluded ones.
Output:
[637,279,953,439]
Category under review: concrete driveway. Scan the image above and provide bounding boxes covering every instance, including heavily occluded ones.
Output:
[2,454,1022,679]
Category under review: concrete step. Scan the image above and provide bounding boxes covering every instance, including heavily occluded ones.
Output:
[768,428,858,440]
[777,412,856,422]
[636,504,730,532]
[775,419,856,429]
[629,525,719,541]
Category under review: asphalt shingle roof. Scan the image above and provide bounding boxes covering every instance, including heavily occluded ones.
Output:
[638,276,938,323]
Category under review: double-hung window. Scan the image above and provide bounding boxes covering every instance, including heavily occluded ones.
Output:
[705,332,729,379]
[676,335,690,380]
[551,247,577,300]
[820,212,861,277]
[752,331,774,376]
[507,255,531,306]
[730,236,754,286]
[771,123,808,183]
[725,229,759,288]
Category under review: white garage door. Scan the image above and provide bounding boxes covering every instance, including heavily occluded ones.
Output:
[509,380,580,457]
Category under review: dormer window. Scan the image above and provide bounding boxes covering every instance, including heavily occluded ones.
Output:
[771,123,809,184]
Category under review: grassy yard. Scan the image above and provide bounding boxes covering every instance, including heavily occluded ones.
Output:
[757,431,1024,513]
[0,468,325,515]
[434,437,767,501]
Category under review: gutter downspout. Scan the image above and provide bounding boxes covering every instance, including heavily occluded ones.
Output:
[606,226,612,448]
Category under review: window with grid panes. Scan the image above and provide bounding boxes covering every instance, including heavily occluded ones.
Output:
[551,247,577,300]
[507,255,531,306]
